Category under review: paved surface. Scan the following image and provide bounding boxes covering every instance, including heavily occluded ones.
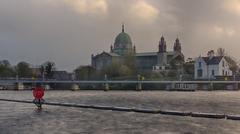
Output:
[0,90,240,134]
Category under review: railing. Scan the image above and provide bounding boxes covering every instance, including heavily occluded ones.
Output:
[0,79,239,84]
[0,79,239,90]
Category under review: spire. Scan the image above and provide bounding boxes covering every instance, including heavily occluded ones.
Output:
[176,35,179,42]
[159,35,167,53]
[174,37,181,52]
[122,23,125,33]
[161,35,164,41]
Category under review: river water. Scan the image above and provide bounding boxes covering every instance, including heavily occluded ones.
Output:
[0,90,240,134]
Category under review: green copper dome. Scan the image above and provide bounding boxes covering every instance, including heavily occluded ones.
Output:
[114,24,132,48]
[113,24,134,56]
[114,32,132,46]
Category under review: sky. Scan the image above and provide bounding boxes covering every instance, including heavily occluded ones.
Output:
[0,0,240,71]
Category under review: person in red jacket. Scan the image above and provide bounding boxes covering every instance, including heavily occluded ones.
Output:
[33,84,45,109]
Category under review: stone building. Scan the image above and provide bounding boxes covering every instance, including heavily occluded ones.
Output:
[91,25,184,71]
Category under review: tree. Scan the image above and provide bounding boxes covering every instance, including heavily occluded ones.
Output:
[183,58,194,75]
[0,60,15,77]
[0,60,11,67]
[74,66,95,80]
[225,56,239,74]
[103,61,121,78]
[16,61,32,78]
[41,61,56,79]
[216,48,239,74]
[119,65,132,76]
[217,48,226,56]
[123,53,136,73]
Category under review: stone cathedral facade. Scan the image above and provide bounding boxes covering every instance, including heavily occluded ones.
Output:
[91,25,184,71]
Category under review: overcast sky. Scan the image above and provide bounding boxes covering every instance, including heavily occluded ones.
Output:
[0,0,240,71]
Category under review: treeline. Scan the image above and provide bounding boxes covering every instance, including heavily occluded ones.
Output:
[74,54,137,80]
[0,60,56,79]
[1,48,238,80]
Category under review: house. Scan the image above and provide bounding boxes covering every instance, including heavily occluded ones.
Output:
[194,50,232,79]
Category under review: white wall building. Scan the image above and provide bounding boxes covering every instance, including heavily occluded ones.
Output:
[194,51,232,79]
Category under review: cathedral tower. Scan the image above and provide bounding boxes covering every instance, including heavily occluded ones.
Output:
[159,36,167,53]
[157,36,167,68]
[174,38,181,53]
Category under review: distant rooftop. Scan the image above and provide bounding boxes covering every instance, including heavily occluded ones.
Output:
[202,56,223,65]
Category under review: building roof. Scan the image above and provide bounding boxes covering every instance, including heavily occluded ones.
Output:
[108,52,120,57]
[135,52,157,57]
[202,56,223,65]
[135,51,182,57]
[93,52,120,58]
[52,71,71,80]
[166,51,176,55]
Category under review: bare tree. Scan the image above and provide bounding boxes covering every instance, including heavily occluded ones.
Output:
[40,61,56,79]
[217,48,226,56]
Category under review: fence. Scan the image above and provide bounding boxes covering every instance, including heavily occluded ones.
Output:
[0,79,239,90]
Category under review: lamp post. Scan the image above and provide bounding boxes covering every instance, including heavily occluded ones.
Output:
[42,67,45,82]
[234,74,238,90]
[104,74,109,91]
[137,74,142,91]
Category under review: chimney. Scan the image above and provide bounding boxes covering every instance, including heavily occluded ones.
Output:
[207,50,215,59]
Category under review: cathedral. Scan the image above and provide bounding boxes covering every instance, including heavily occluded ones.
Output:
[91,25,184,71]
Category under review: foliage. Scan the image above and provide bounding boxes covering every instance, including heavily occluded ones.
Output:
[16,61,32,78]
[167,70,178,77]
[0,60,15,77]
[183,59,194,75]
[0,60,11,67]
[225,56,239,74]
[119,65,132,76]
[216,48,239,74]
[41,61,56,79]
[123,53,136,72]
[101,60,135,79]
[74,65,96,80]
[169,55,184,70]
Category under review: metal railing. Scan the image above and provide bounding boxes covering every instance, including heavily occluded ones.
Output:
[0,79,239,84]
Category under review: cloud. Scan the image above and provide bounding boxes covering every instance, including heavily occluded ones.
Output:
[213,25,236,37]
[223,0,240,15]
[64,0,108,15]
[213,25,224,34]
[130,0,159,22]
[2,0,240,71]
[226,29,236,36]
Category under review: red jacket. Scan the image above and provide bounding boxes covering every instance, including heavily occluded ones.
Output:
[33,87,44,99]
